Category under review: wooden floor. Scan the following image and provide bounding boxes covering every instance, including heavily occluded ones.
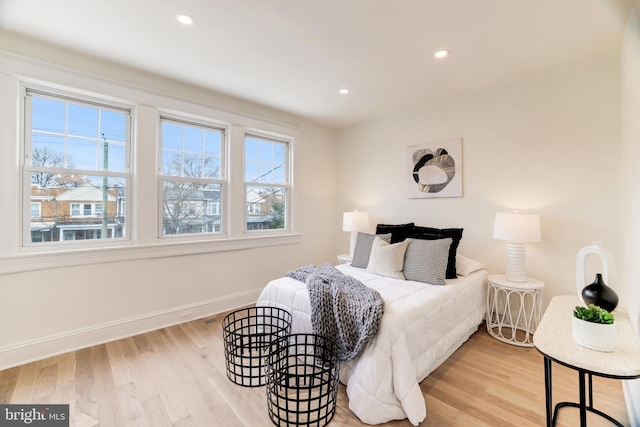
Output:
[0,313,631,427]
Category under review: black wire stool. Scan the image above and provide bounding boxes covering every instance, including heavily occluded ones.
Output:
[265,334,340,427]
[222,306,292,387]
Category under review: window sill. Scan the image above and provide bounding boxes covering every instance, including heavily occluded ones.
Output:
[0,233,301,275]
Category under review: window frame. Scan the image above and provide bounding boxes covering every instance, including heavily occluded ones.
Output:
[69,202,102,218]
[206,200,220,216]
[0,67,301,275]
[157,114,227,240]
[21,87,133,248]
[247,203,260,215]
[244,132,291,234]
[30,202,41,219]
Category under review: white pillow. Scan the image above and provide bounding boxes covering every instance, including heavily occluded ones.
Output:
[351,232,392,268]
[456,254,485,276]
[366,237,409,280]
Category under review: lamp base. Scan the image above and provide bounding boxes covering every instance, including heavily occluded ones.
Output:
[349,232,358,258]
[505,242,527,282]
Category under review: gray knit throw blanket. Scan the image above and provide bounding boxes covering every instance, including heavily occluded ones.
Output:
[286,263,384,361]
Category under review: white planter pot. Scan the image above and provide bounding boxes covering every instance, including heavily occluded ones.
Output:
[572,317,617,352]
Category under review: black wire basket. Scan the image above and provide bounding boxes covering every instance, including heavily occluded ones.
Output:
[222,306,292,387]
[265,334,340,427]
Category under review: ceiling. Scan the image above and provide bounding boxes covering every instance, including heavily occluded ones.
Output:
[0,0,633,129]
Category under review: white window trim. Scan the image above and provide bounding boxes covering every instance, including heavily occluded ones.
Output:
[207,200,220,216]
[247,203,260,214]
[70,203,102,218]
[0,57,301,274]
[30,202,41,218]
[21,85,133,247]
[158,113,228,240]
[0,234,301,274]
[243,131,293,234]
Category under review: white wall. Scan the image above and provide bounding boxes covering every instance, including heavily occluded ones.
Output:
[337,58,624,310]
[0,35,339,368]
[622,3,640,344]
[621,4,640,424]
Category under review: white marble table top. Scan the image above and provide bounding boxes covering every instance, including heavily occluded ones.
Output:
[533,295,640,378]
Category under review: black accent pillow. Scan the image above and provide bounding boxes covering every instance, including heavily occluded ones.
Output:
[375,223,415,244]
[409,226,463,279]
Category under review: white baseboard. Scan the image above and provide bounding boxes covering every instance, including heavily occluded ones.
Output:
[624,379,640,427]
[0,288,262,370]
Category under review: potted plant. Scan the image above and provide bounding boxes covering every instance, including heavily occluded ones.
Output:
[572,304,616,352]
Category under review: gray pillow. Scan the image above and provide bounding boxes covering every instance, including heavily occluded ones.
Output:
[351,232,391,268]
[403,238,452,285]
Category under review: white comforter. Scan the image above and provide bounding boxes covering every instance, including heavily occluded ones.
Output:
[257,263,487,425]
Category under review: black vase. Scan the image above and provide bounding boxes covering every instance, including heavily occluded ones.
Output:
[581,273,619,312]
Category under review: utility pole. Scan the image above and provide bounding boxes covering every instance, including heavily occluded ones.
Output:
[101,133,108,238]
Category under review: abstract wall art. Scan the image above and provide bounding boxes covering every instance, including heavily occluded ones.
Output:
[407,138,462,198]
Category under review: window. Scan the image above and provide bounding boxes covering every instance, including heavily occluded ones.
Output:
[62,229,108,241]
[30,202,41,218]
[206,200,220,215]
[117,198,125,217]
[23,90,130,245]
[2,65,302,273]
[70,203,102,217]
[247,203,261,215]
[159,117,225,236]
[245,134,289,231]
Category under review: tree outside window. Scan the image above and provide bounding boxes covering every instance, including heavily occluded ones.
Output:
[160,118,224,236]
[24,91,130,244]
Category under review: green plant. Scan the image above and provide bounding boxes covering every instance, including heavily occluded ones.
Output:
[573,304,615,324]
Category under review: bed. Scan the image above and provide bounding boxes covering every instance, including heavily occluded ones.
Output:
[257,261,487,424]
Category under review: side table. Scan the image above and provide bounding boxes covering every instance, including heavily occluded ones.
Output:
[486,274,544,347]
[533,295,640,427]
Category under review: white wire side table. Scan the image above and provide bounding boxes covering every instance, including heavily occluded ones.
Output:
[486,274,544,347]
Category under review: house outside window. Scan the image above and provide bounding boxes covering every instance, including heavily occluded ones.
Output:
[23,90,130,245]
[159,117,225,236]
[244,134,289,231]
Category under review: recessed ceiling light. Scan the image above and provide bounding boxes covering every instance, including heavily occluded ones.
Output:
[339,88,350,94]
[176,13,195,26]
[434,49,450,59]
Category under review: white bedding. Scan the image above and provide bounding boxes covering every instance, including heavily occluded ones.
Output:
[257,263,488,425]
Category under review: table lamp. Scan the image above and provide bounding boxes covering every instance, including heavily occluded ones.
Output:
[492,211,541,282]
[343,210,370,258]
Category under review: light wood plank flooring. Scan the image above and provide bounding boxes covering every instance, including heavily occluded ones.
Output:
[0,313,631,426]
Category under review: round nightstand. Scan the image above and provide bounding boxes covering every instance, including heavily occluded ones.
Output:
[337,254,353,265]
[486,274,544,347]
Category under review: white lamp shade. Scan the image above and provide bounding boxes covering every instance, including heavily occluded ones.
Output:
[492,212,541,243]
[342,211,369,232]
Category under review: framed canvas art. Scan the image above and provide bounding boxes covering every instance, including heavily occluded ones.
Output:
[407,138,462,198]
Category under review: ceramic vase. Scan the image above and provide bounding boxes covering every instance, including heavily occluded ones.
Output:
[581,273,619,312]
[575,242,616,304]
